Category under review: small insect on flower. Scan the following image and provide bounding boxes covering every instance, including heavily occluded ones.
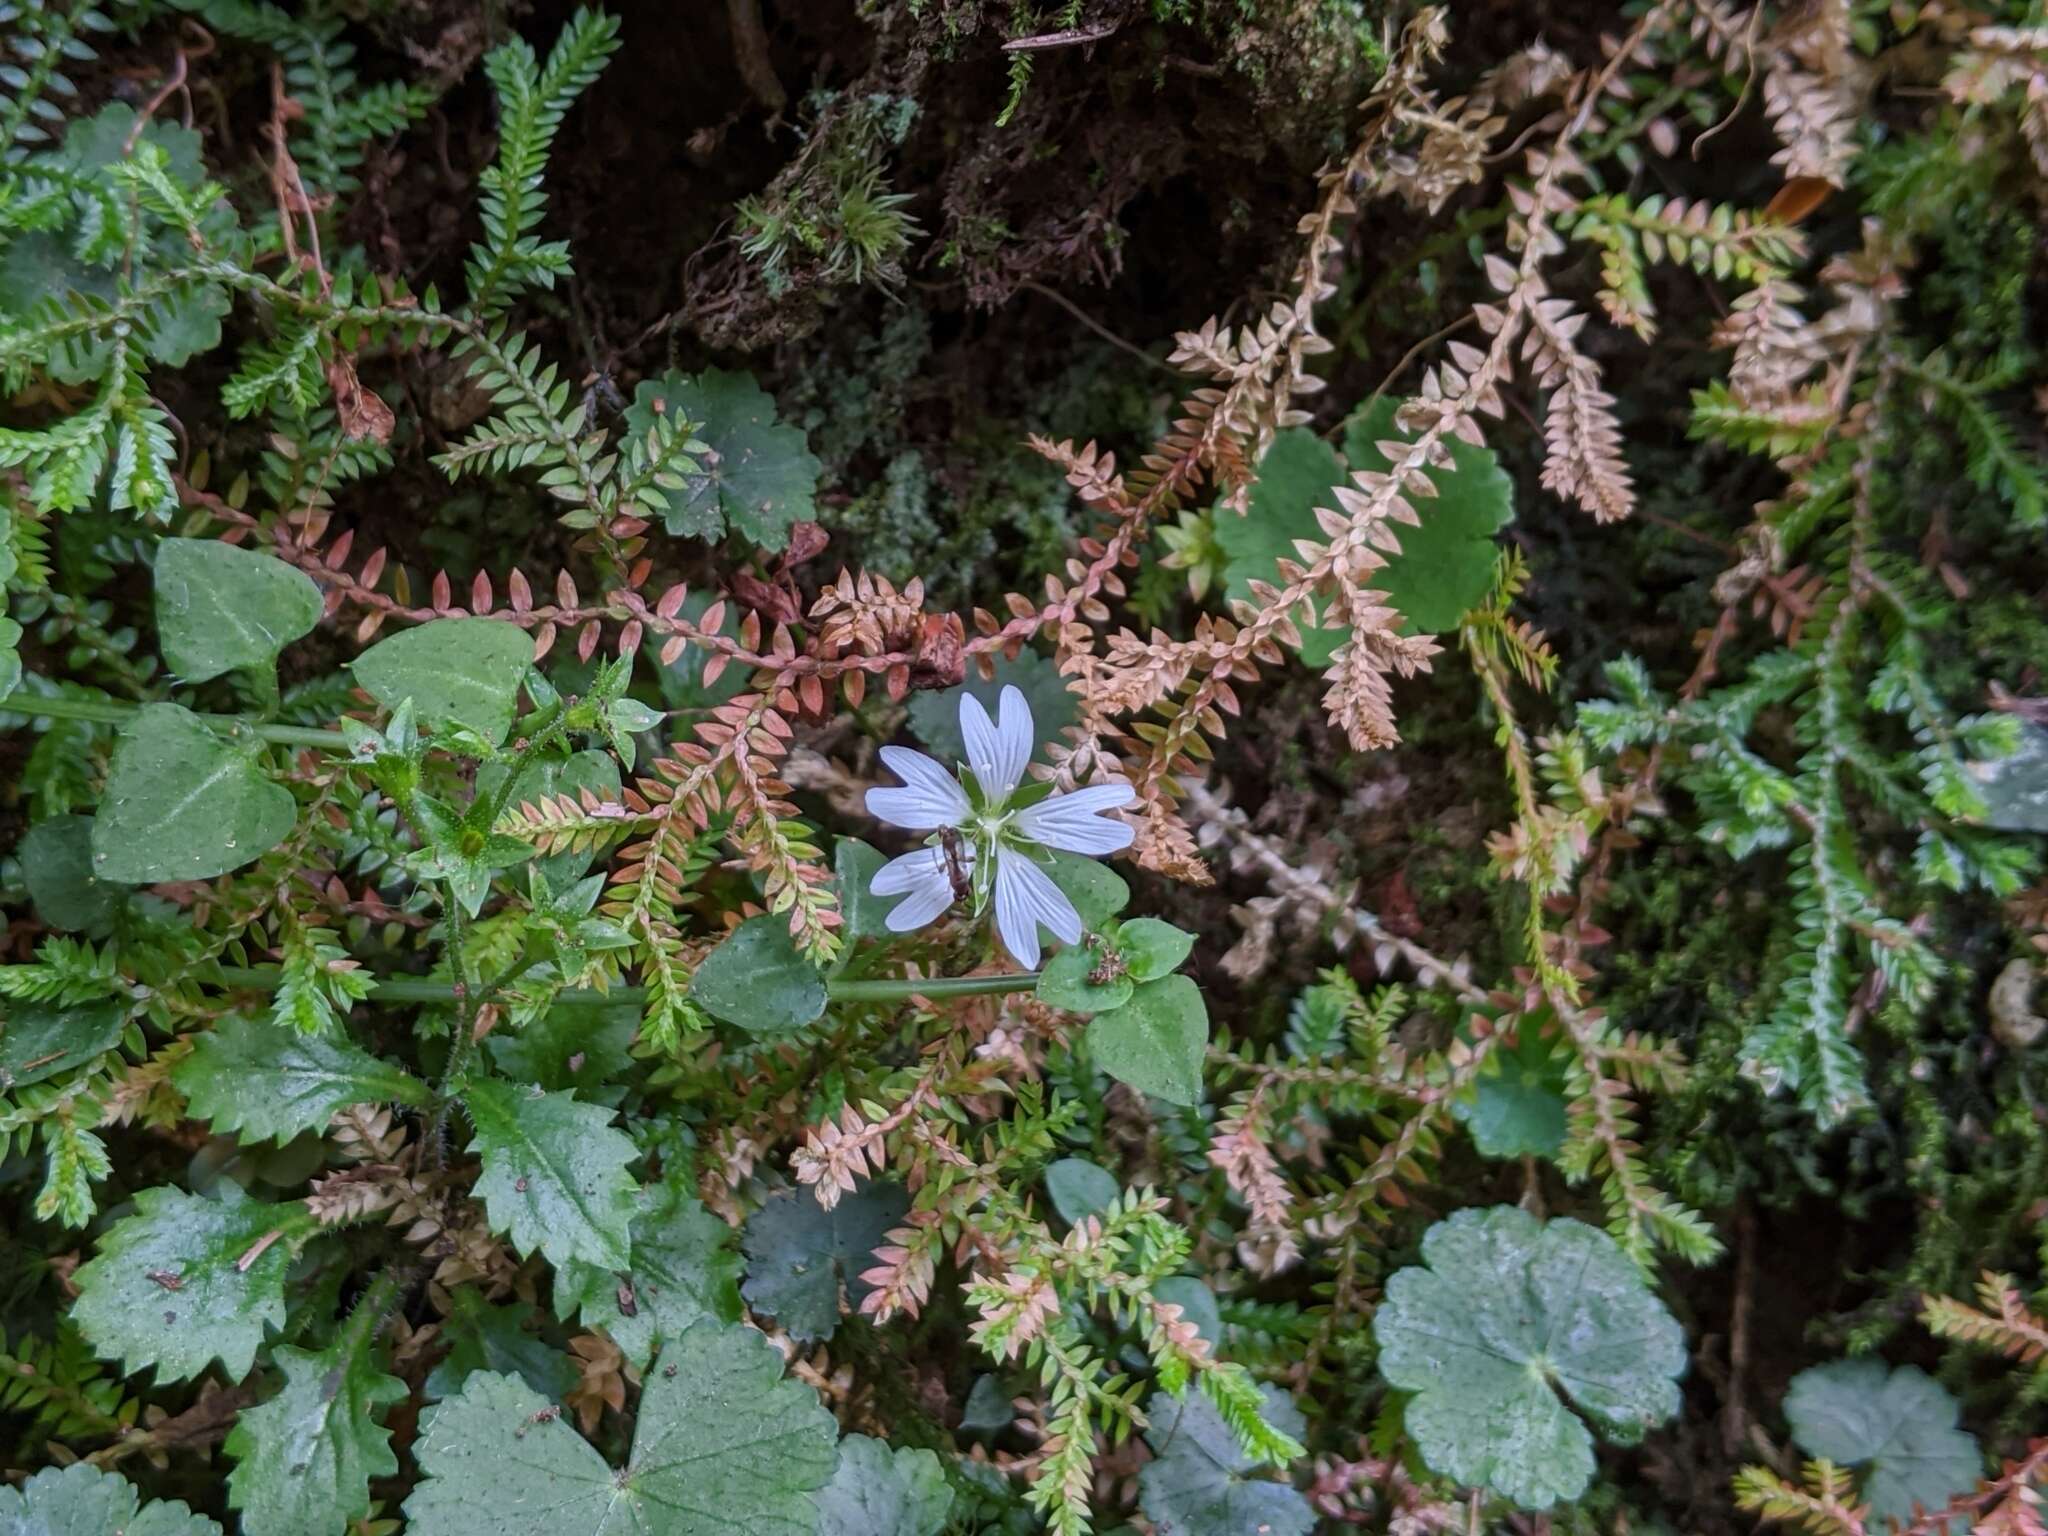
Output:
[865,684,1135,968]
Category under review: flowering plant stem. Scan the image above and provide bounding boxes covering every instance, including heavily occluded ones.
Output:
[206,964,1040,1007]
[2,691,347,751]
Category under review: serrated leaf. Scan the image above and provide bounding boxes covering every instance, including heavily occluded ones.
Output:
[225,1314,406,1536]
[1138,1385,1314,1536]
[1213,430,1352,667]
[1342,399,1515,633]
[630,369,820,549]
[426,1289,578,1403]
[1,997,125,1090]
[740,1182,909,1343]
[1114,917,1195,982]
[402,1322,839,1536]
[1372,1205,1686,1510]
[173,1012,428,1146]
[71,1184,301,1382]
[91,703,297,883]
[20,814,120,931]
[0,1462,220,1536]
[353,618,532,747]
[1215,416,1513,660]
[1783,1360,1981,1525]
[1085,974,1208,1106]
[815,1435,954,1536]
[555,1173,742,1367]
[462,1079,639,1272]
[907,650,1077,763]
[690,915,827,1034]
[154,538,323,685]
[1045,1158,1120,1224]
[487,1000,636,1098]
[1451,1024,1568,1161]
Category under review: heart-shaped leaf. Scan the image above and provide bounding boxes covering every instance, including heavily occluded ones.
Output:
[691,915,828,1034]
[353,618,532,746]
[154,537,323,684]
[1783,1359,1981,1525]
[92,704,296,883]
[1086,974,1208,1106]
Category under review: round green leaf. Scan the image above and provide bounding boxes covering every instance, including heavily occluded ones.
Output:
[1138,1385,1314,1536]
[20,815,121,930]
[0,1463,220,1536]
[1452,1024,1569,1161]
[1213,430,1351,667]
[1372,1205,1686,1510]
[1115,917,1195,982]
[1342,398,1515,633]
[352,618,532,747]
[814,1435,954,1536]
[91,704,296,883]
[403,1322,839,1536]
[154,538,323,685]
[1045,1158,1120,1224]
[1784,1360,1982,1525]
[691,915,829,1033]
[1085,974,1208,1106]
[629,369,821,549]
[741,1182,910,1344]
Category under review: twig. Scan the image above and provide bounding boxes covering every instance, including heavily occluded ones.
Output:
[1002,21,1119,52]
[1019,282,1174,373]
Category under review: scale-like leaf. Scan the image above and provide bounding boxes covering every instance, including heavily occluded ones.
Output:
[814,1435,953,1536]
[225,1312,407,1536]
[1373,1205,1685,1510]
[741,1182,909,1342]
[690,916,828,1034]
[555,1174,742,1367]
[462,1079,639,1272]
[353,618,532,746]
[154,537,322,685]
[175,1012,428,1146]
[71,1184,301,1382]
[403,1321,839,1536]
[1138,1385,1314,1536]
[0,1462,219,1536]
[629,369,820,549]
[1086,974,1207,1106]
[1784,1359,1982,1525]
[91,704,297,883]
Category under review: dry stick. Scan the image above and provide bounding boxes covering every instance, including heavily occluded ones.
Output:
[1180,778,1489,1005]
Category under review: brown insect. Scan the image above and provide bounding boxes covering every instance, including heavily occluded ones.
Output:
[515,1404,561,1439]
[938,827,974,904]
[617,1280,638,1318]
[1086,941,1128,989]
[146,1270,185,1292]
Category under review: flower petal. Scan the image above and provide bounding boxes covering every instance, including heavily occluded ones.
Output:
[871,846,962,933]
[992,849,1083,968]
[867,746,970,830]
[961,685,1033,802]
[1014,782,1137,856]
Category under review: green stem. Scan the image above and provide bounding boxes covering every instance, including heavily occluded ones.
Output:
[2,692,346,751]
[207,964,1040,1006]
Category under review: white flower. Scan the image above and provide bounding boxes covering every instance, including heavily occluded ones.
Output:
[865,684,1135,967]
